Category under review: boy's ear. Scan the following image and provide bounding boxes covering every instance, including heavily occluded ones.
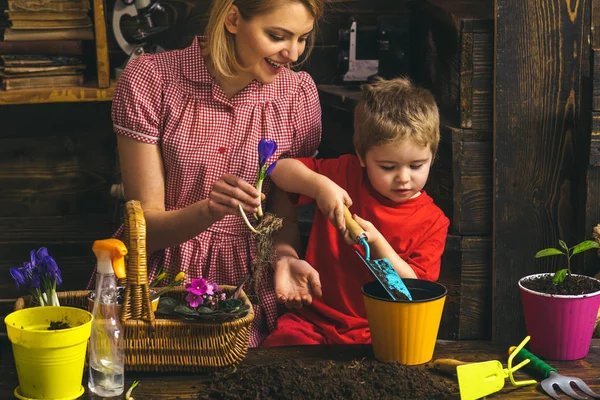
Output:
[356,151,366,167]
[224,5,240,34]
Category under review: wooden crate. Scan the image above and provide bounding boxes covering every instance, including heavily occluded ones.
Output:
[438,235,492,340]
[410,0,493,130]
[425,119,493,235]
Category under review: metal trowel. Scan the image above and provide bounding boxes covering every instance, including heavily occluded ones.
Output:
[343,206,412,301]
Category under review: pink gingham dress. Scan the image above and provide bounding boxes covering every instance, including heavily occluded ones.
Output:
[109,36,321,347]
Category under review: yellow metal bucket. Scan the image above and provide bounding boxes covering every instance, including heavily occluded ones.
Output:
[4,306,93,400]
[362,279,446,365]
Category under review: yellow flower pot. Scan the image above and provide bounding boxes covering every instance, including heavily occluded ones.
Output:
[363,279,447,365]
[4,306,93,400]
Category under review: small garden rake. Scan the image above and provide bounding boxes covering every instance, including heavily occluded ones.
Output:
[509,346,600,400]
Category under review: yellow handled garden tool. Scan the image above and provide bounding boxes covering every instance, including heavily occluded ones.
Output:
[432,336,537,400]
[508,346,600,400]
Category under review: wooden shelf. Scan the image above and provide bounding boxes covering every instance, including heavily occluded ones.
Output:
[318,84,361,112]
[0,81,115,105]
[0,0,112,106]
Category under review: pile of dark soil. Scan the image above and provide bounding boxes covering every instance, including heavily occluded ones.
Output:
[201,358,457,400]
[521,274,600,295]
[48,321,71,330]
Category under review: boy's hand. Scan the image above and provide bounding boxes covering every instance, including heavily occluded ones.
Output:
[273,256,322,309]
[342,213,383,246]
[314,176,353,231]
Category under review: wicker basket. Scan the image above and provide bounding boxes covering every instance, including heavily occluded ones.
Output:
[14,200,254,372]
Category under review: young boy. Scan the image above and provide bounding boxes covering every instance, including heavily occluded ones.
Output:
[262,77,450,346]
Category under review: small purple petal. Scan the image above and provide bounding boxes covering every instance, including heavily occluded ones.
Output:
[265,161,277,177]
[30,250,38,267]
[186,292,203,308]
[36,247,49,261]
[10,268,27,288]
[205,284,215,296]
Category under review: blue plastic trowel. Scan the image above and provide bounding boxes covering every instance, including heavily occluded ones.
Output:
[343,206,412,301]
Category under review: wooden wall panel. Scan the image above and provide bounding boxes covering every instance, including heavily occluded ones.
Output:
[427,122,492,235]
[494,0,591,344]
[438,235,492,340]
[0,102,117,327]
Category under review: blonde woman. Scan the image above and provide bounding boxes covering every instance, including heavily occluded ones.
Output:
[103,0,325,346]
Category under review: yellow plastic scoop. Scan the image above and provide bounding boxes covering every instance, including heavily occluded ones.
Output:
[432,336,537,400]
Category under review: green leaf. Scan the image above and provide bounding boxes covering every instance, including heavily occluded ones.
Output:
[155,297,179,314]
[174,305,199,316]
[196,306,214,314]
[222,298,243,310]
[552,269,568,285]
[535,248,565,258]
[158,297,179,307]
[233,304,251,315]
[156,307,175,315]
[570,240,599,256]
[558,240,568,252]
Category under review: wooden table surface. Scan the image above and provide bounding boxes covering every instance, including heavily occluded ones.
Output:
[0,336,598,399]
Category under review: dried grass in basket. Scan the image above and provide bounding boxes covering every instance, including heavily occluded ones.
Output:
[14,200,255,372]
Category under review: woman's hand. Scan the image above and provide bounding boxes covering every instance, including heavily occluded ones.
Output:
[207,174,263,219]
[314,176,353,231]
[273,256,322,309]
[342,213,383,246]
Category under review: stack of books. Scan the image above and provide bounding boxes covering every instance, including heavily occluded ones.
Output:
[0,0,93,90]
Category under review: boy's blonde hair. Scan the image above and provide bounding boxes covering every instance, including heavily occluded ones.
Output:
[204,0,324,78]
[353,77,440,160]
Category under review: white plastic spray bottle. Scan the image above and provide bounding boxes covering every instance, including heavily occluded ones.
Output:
[88,238,127,397]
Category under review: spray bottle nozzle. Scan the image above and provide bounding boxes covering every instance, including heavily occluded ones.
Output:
[92,239,127,278]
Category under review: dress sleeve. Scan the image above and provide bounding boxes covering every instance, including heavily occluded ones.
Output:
[111,55,163,145]
[405,213,450,281]
[289,72,322,158]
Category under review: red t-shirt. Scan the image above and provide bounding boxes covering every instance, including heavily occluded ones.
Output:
[270,154,449,345]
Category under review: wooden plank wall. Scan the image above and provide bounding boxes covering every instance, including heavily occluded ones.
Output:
[585,0,600,275]
[0,103,117,331]
[494,0,592,344]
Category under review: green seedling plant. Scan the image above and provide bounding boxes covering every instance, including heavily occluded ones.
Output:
[535,239,599,285]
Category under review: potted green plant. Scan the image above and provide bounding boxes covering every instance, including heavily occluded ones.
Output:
[5,247,93,400]
[519,239,600,360]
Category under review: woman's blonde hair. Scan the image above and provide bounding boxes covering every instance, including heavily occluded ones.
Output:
[204,0,324,78]
[353,77,440,161]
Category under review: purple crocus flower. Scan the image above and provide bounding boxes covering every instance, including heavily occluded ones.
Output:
[186,292,204,308]
[41,255,62,286]
[258,139,277,167]
[9,267,27,288]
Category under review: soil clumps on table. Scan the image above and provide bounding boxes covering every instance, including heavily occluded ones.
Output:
[201,358,457,399]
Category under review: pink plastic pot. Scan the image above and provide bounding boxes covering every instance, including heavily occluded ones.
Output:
[519,273,600,361]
